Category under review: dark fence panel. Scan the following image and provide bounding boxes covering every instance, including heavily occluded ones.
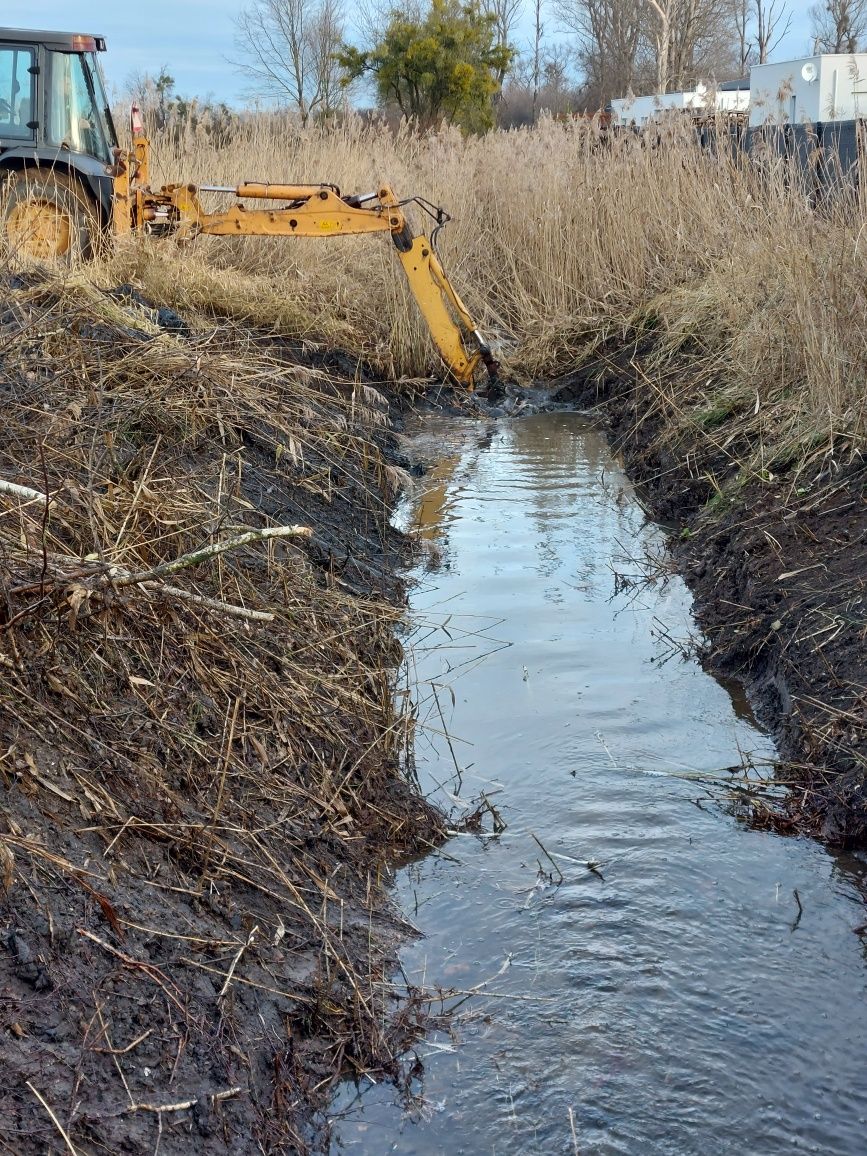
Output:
[611,115,866,201]
[744,119,865,200]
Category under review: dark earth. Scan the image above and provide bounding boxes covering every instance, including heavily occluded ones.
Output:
[551,342,867,846]
[0,279,448,1156]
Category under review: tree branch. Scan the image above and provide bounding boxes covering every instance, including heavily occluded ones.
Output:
[104,525,312,589]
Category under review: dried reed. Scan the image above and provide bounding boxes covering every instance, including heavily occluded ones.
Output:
[106,111,866,469]
[0,271,443,1153]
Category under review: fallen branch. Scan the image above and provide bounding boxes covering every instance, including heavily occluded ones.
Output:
[0,477,48,504]
[3,527,311,624]
[105,525,312,589]
[144,582,275,622]
[125,1086,242,1115]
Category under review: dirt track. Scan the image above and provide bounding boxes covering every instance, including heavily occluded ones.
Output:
[554,346,867,846]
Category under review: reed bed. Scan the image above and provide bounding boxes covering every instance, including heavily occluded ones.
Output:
[118,111,867,469]
[0,273,443,1153]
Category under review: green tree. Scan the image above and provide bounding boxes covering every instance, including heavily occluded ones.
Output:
[338,0,515,131]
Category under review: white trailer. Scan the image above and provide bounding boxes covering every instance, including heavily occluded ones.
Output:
[610,85,748,126]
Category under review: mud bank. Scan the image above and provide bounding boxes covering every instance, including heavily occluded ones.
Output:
[552,342,867,847]
[0,277,443,1154]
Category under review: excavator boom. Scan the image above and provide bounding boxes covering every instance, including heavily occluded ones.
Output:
[112,127,498,390]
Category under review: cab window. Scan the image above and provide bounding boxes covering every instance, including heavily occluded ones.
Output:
[46,50,113,162]
[0,46,36,141]
[86,52,118,151]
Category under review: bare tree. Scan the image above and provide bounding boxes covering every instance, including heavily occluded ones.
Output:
[645,0,674,90]
[554,0,646,106]
[498,45,582,122]
[753,0,791,63]
[542,42,580,111]
[730,0,752,71]
[555,0,737,104]
[234,0,346,122]
[532,0,545,120]
[484,0,524,85]
[349,0,425,50]
[645,0,736,92]
[809,0,867,51]
[306,0,346,116]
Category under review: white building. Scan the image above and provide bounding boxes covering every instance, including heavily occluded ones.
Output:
[748,54,867,125]
[609,81,749,126]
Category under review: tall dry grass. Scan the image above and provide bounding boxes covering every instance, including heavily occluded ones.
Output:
[108,111,867,458]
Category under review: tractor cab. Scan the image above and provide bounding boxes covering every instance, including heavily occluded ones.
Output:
[0,28,118,257]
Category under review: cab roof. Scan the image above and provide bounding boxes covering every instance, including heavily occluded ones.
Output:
[0,28,106,51]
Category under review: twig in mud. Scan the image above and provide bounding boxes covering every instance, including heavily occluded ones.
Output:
[125,1086,243,1115]
[92,1027,153,1055]
[77,929,187,1017]
[95,1005,134,1108]
[25,1081,82,1156]
[218,925,259,1002]
[179,956,314,1004]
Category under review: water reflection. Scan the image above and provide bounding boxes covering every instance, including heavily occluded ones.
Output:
[413,454,461,540]
[334,412,867,1156]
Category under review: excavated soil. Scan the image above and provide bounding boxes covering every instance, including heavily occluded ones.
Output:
[0,276,445,1155]
[553,345,867,847]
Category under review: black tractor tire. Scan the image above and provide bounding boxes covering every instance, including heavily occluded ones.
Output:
[0,168,100,263]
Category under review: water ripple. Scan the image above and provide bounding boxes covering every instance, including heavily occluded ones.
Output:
[333,413,867,1156]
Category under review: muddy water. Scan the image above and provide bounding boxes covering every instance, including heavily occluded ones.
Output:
[333,411,867,1155]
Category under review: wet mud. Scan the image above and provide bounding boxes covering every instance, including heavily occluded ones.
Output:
[0,279,445,1155]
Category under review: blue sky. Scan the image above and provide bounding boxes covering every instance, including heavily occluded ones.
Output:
[3,0,814,105]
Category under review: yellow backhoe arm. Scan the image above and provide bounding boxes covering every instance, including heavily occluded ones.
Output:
[113,142,498,390]
[394,234,492,389]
